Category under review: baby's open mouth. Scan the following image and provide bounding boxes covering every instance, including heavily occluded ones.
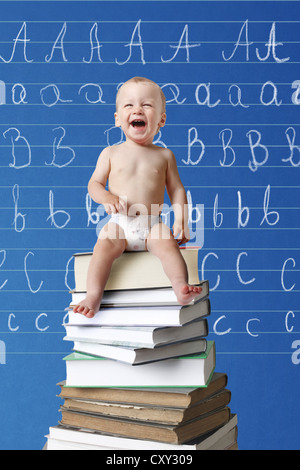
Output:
[131,120,146,128]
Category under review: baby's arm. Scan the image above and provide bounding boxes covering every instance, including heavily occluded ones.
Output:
[165,150,190,245]
[88,147,125,214]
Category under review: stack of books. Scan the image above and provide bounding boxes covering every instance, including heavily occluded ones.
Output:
[45,247,238,450]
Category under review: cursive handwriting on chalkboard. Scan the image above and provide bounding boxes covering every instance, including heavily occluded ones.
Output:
[0,20,292,64]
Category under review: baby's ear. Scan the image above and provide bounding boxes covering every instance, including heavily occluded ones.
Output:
[114,112,121,127]
[159,112,167,128]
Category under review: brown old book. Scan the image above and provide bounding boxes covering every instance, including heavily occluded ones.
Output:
[46,414,238,450]
[61,389,231,425]
[59,406,231,445]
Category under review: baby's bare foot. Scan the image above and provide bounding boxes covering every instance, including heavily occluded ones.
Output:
[174,284,202,306]
[73,295,101,318]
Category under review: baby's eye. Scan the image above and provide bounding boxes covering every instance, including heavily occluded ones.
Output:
[124,104,133,108]
[143,103,152,107]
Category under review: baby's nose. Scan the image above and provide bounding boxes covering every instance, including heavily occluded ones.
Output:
[133,104,143,113]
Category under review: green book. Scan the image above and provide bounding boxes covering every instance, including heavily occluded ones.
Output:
[63,341,216,388]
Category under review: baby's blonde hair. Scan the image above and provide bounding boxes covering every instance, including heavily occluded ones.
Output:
[116,77,166,112]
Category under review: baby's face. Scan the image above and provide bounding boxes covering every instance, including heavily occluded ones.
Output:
[114,82,166,146]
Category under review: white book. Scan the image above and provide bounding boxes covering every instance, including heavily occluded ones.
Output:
[63,341,215,387]
[66,298,210,327]
[46,438,112,451]
[71,338,207,365]
[45,414,238,451]
[69,281,209,309]
[63,319,208,349]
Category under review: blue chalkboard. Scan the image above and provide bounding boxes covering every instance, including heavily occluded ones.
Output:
[0,0,299,450]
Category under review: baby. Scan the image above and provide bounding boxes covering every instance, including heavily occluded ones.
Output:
[73,77,202,318]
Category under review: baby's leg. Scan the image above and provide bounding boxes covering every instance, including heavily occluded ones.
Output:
[146,223,202,306]
[73,222,126,318]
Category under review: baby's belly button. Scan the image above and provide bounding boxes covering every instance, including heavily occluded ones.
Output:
[127,203,158,216]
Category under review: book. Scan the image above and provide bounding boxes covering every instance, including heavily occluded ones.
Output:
[45,413,238,450]
[60,389,231,425]
[58,372,228,408]
[63,319,208,349]
[63,340,215,387]
[66,297,210,327]
[70,338,207,365]
[69,281,209,312]
[45,241,240,450]
[73,247,200,292]
[58,406,231,445]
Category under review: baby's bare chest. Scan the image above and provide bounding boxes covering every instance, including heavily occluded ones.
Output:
[110,154,167,181]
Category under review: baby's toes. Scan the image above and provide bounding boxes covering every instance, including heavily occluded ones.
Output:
[181,285,190,295]
[80,306,89,316]
[85,308,95,319]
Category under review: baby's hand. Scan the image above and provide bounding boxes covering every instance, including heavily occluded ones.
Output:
[103,194,127,214]
[173,221,190,245]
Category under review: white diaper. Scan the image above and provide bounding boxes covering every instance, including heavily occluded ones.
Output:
[110,213,160,251]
